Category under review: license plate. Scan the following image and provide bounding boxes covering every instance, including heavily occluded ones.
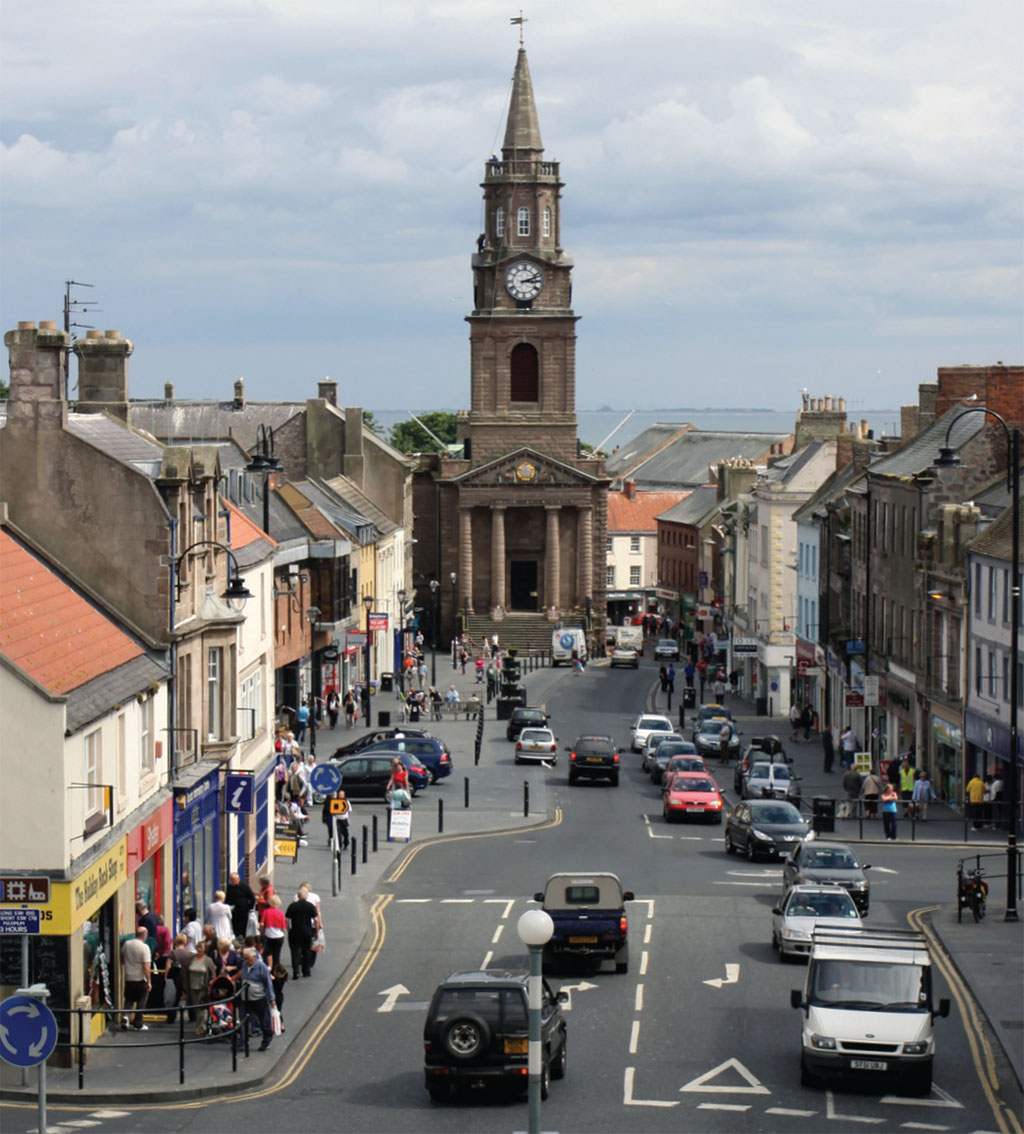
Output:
[686,806,705,812]
[586,757,605,763]
[503,1037,528,1055]
[850,1059,887,1071]
[569,935,598,944]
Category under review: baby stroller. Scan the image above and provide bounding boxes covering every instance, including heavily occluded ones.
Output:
[206,971,239,1040]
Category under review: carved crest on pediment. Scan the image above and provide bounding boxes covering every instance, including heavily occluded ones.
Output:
[455,448,596,489]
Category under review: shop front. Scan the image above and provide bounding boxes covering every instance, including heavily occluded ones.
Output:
[173,762,221,929]
[126,797,173,924]
[606,589,644,629]
[965,708,1021,827]
[884,664,917,770]
[931,714,963,809]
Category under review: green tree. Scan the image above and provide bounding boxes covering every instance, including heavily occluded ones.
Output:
[361,410,382,436]
[389,412,458,453]
[0,379,8,399]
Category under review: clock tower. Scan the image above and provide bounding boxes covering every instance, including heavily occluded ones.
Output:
[413,46,607,651]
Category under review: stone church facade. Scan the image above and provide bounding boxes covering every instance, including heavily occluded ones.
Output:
[413,48,608,651]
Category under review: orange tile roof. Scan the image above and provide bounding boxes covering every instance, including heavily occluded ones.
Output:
[225,499,278,551]
[607,489,692,533]
[0,528,143,695]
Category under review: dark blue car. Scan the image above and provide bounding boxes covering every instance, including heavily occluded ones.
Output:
[361,737,453,783]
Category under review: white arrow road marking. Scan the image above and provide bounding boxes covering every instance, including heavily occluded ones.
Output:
[899,1124,950,1131]
[703,963,740,988]
[698,1103,751,1111]
[766,1107,818,1117]
[58,1121,102,1128]
[880,1084,962,1108]
[680,1057,769,1095]
[826,1089,884,1123]
[624,1067,679,1107]
[376,984,410,1013]
[555,980,597,1010]
[87,1112,131,1119]
[231,784,246,809]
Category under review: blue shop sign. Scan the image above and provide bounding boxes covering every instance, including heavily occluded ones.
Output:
[965,709,1023,764]
[845,639,865,655]
[173,769,221,849]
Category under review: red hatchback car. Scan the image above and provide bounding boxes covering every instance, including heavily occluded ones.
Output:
[663,772,724,824]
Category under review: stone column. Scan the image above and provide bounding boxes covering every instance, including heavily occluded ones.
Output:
[459,507,473,613]
[545,506,561,612]
[576,506,593,607]
[491,505,507,610]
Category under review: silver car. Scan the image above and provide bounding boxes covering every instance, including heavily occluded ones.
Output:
[654,639,680,660]
[771,885,862,960]
[641,732,686,772]
[743,761,802,802]
[514,727,559,764]
[631,714,674,753]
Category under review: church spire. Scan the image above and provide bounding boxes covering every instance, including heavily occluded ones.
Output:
[502,48,543,159]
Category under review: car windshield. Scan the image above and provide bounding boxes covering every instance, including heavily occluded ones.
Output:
[640,718,671,731]
[786,893,858,919]
[752,763,790,779]
[658,640,675,647]
[810,960,929,1011]
[804,848,858,869]
[670,758,704,771]
[677,778,715,793]
[749,802,802,824]
[700,722,729,736]
[519,730,551,743]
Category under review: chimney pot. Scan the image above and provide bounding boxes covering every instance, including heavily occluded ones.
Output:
[164,382,175,401]
[18,321,36,330]
[105,330,121,340]
[38,321,56,331]
[86,329,103,339]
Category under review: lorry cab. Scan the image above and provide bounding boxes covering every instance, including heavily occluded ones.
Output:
[791,928,950,1096]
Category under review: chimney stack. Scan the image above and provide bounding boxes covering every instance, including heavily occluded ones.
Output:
[233,378,245,409]
[74,329,133,423]
[318,377,338,406]
[4,320,69,432]
[164,382,175,402]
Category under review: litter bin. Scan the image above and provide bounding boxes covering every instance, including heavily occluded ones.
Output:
[756,697,768,717]
[683,687,696,710]
[377,710,391,728]
[812,796,836,834]
[379,672,394,693]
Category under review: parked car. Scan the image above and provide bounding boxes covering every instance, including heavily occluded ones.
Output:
[506,706,550,742]
[693,720,741,761]
[630,713,674,753]
[361,735,452,782]
[661,753,710,791]
[648,739,699,784]
[734,735,791,792]
[782,840,872,915]
[771,885,862,961]
[330,726,434,761]
[515,728,559,764]
[743,761,802,802]
[423,970,568,1102]
[330,752,429,799]
[663,772,724,824]
[653,638,680,660]
[693,704,734,731]
[724,799,809,860]
[565,735,620,786]
[610,646,640,668]
[641,732,686,772]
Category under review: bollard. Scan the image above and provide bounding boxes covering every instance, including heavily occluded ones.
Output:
[362,825,369,862]
[438,797,444,834]
[372,813,379,852]
[351,838,357,874]
[524,780,530,818]
[464,776,470,808]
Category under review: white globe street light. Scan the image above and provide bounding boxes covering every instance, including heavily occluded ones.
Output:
[517,908,554,1133]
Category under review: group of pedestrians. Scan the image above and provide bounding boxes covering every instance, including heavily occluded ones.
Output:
[965,770,1006,829]
[835,752,938,840]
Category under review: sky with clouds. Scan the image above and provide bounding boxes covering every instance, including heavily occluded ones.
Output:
[2,0,1021,414]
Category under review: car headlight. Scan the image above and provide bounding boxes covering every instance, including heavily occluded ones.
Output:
[783,928,810,939]
[751,828,772,841]
[903,1041,928,1055]
[810,1034,836,1050]
[851,880,868,890]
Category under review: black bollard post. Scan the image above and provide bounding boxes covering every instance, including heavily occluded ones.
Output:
[464,776,470,808]
[524,780,529,818]
[438,797,444,833]
[351,838,357,874]
[362,825,368,862]
[372,813,379,852]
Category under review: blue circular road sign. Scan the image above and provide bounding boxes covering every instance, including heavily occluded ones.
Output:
[309,762,342,796]
[0,995,58,1068]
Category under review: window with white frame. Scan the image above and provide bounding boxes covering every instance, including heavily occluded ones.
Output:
[240,668,264,739]
[630,536,640,553]
[208,647,223,739]
[517,207,530,236]
[496,207,505,237]
[542,207,551,237]
[988,566,997,621]
[606,565,615,587]
[629,566,641,586]
[606,537,613,554]
[85,729,101,815]
[140,697,154,776]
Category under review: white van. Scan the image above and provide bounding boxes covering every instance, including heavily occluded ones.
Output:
[551,627,587,666]
[615,624,644,651]
[791,928,949,1096]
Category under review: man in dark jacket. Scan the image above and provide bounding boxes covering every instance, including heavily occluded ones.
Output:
[225,872,256,941]
[821,726,835,773]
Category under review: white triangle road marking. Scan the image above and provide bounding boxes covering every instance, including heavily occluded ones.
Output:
[880,1083,963,1108]
[680,1057,770,1095]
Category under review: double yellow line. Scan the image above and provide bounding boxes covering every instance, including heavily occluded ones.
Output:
[908,905,1022,1134]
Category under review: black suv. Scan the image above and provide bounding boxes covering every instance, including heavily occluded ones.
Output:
[423,970,567,1102]
[565,735,620,786]
[506,706,550,742]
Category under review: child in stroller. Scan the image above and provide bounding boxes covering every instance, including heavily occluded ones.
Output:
[206,971,238,1039]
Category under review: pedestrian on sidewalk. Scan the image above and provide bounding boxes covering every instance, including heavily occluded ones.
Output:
[296,881,323,971]
[840,727,857,769]
[729,669,740,697]
[862,768,881,818]
[285,886,318,980]
[226,871,257,942]
[295,699,310,743]
[822,726,835,773]
[260,895,287,969]
[801,702,814,741]
[684,660,696,689]
[665,663,675,696]
[326,689,340,729]
[659,664,668,694]
[121,927,152,1032]
[881,783,899,841]
[965,771,986,829]
[205,891,233,943]
[911,770,936,821]
[789,703,802,743]
[343,688,356,727]
[841,767,863,818]
[186,942,216,1036]
[240,947,276,1052]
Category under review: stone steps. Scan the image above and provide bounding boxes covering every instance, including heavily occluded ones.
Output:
[465,612,584,654]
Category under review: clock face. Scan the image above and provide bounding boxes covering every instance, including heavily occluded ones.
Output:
[516,461,537,482]
[505,261,544,301]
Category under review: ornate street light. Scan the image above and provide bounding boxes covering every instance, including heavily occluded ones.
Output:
[173,540,253,610]
[429,578,440,686]
[362,593,375,728]
[306,606,321,755]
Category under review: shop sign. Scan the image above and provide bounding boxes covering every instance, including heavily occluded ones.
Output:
[733,638,758,655]
[795,639,815,676]
[346,631,367,648]
[0,877,50,904]
[863,675,880,707]
[845,691,864,707]
[126,799,173,876]
[846,639,865,655]
[932,716,962,749]
[0,909,42,935]
[367,612,388,633]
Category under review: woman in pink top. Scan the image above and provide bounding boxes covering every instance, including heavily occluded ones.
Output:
[260,895,288,969]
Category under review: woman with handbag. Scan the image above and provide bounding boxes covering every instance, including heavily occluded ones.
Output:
[240,947,277,1052]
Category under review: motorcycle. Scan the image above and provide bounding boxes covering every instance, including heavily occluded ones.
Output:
[957,866,988,923]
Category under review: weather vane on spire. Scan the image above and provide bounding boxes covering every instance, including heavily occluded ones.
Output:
[510,11,527,45]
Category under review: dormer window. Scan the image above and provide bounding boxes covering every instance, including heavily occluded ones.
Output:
[496,207,505,237]
[517,207,530,236]
[542,207,551,238]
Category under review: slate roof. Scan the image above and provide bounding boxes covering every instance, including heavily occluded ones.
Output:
[607,489,691,533]
[608,426,792,489]
[851,404,986,488]
[792,461,862,524]
[66,413,164,477]
[656,485,720,526]
[293,481,376,543]
[320,475,399,535]
[65,654,167,735]
[969,497,1024,562]
[130,400,304,451]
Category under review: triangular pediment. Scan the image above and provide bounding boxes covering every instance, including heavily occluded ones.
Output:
[454,447,600,488]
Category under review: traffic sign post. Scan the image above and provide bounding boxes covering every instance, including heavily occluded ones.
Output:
[1,986,56,1132]
[309,762,342,798]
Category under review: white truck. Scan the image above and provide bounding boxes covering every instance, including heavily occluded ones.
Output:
[551,627,588,666]
[614,624,644,652]
[790,928,950,1096]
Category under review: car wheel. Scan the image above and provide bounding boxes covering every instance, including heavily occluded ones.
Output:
[615,944,629,974]
[611,774,620,787]
[745,839,756,862]
[540,1057,551,1100]
[725,831,736,855]
[514,755,521,765]
[663,807,672,823]
[551,1035,567,1080]
[800,1055,817,1089]
[428,769,438,785]
[442,1014,490,1061]
[427,1082,451,1103]
[907,1066,932,1096]
[568,772,577,786]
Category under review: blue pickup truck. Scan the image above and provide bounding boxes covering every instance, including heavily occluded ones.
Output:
[533,872,635,974]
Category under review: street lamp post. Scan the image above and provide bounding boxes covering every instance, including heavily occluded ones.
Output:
[306,606,321,755]
[397,587,407,695]
[516,908,555,1134]
[935,412,1020,922]
[450,571,458,662]
[429,579,440,686]
[244,424,283,535]
[362,594,375,729]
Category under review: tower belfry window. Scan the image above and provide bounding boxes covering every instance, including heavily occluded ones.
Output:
[496,207,505,237]
[543,207,551,237]
[510,343,539,402]
[517,207,530,236]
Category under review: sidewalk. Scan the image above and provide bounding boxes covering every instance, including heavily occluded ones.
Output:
[0,661,570,1104]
